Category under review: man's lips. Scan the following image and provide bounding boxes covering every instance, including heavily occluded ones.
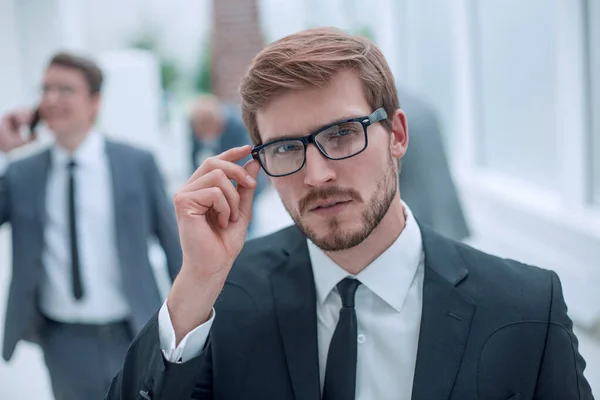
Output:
[309,199,352,211]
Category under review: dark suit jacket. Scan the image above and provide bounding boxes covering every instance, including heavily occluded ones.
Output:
[106,225,593,400]
[398,87,470,241]
[0,140,182,361]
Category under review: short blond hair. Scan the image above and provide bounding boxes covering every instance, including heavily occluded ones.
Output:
[239,27,399,145]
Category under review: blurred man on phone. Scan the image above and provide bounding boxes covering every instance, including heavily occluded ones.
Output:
[0,52,182,400]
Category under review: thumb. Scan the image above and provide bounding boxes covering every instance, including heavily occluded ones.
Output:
[237,159,261,224]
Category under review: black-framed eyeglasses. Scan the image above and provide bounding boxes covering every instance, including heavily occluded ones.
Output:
[251,107,388,177]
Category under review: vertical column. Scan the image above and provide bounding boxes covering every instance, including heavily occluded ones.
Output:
[451,0,479,174]
[555,0,591,206]
[211,0,265,103]
[96,50,163,153]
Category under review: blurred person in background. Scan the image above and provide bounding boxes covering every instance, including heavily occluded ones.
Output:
[107,28,592,399]
[189,94,266,237]
[190,94,254,172]
[397,87,470,241]
[0,52,182,400]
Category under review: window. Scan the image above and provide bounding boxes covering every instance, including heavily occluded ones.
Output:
[589,0,600,204]
[474,0,558,189]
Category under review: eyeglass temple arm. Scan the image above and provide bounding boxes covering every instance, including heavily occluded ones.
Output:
[369,108,388,124]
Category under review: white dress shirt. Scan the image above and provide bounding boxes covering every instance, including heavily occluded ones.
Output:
[0,155,7,175]
[159,202,424,399]
[39,131,130,323]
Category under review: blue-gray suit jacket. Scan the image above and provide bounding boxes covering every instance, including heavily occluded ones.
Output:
[0,140,182,361]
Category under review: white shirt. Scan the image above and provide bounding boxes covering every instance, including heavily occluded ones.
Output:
[39,131,130,323]
[0,156,7,175]
[159,203,424,400]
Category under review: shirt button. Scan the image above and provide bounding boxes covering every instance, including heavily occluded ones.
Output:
[357,334,366,344]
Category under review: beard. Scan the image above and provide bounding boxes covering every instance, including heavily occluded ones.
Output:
[283,154,398,252]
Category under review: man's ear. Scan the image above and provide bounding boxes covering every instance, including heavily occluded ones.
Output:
[90,93,101,122]
[389,109,408,160]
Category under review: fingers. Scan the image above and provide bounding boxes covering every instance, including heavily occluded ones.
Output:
[189,145,253,182]
[238,159,261,221]
[176,145,261,230]
[6,109,33,132]
[174,187,231,229]
[187,155,257,191]
[181,169,242,222]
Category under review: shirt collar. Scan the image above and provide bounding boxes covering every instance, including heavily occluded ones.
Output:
[308,201,423,312]
[51,130,105,168]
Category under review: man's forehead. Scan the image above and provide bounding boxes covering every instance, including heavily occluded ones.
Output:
[44,66,85,84]
[255,69,371,142]
[256,102,372,143]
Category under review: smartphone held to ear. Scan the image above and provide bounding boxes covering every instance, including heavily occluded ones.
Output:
[28,107,41,139]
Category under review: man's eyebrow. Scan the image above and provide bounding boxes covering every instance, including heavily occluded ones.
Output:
[262,114,365,145]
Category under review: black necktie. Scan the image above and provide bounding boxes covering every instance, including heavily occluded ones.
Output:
[323,278,362,400]
[67,160,84,300]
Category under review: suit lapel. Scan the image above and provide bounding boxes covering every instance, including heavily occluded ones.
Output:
[270,227,321,400]
[411,225,476,400]
[32,150,51,230]
[106,141,135,230]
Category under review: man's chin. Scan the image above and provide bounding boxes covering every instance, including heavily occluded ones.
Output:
[301,223,369,252]
[46,122,66,134]
[308,231,368,252]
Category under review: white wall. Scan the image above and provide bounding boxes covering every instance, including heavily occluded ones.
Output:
[80,0,211,76]
[0,0,25,112]
[97,49,163,152]
[590,0,600,203]
[13,0,86,100]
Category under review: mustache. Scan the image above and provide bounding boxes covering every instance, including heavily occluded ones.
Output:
[298,186,363,214]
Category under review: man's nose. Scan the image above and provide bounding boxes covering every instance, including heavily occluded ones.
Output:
[303,145,336,186]
[43,90,60,105]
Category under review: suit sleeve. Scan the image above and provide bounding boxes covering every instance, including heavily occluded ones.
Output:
[190,123,201,173]
[105,314,213,400]
[145,154,183,282]
[533,271,594,399]
[0,155,10,226]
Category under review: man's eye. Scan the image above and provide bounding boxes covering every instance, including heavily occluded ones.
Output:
[333,129,353,137]
[274,143,302,154]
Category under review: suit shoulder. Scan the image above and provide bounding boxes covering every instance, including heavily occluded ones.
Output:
[5,149,49,174]
[455,241,554,309]
[229,226,299,280]
[106,140,154,161]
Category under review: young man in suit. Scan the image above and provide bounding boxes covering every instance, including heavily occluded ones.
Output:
[107,28,594,399]
[0,52,182,399]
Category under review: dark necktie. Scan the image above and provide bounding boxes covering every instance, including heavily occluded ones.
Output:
[67,160,84,300]
[323,278,362,400]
